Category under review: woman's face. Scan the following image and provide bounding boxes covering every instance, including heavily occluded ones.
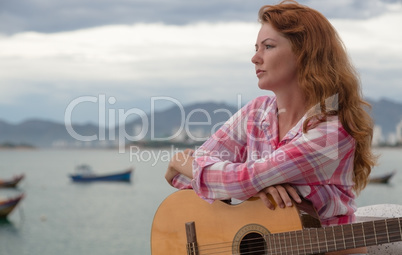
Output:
[251,23,298,93]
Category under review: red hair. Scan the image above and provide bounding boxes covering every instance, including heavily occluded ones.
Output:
[258,0,376,193]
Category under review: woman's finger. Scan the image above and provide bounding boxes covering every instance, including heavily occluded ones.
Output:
[257,191,275,210]
[275,185,294,207]
[265,186,285,209]
[257,184,301,210]
[283,184,302,203]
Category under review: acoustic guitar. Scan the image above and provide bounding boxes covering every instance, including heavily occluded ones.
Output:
[151,190,402,255]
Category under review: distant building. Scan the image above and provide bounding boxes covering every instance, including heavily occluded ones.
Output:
[396,119,402,144]
[170,127,187,142]
[372,125,384,146]
[387,133,398,146]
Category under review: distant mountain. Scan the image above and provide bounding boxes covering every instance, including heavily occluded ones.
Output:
[0,98,400,148]
[121,101,239,142]
[0,102,239,148]
[0,119,100,148]
[367,98,402,137]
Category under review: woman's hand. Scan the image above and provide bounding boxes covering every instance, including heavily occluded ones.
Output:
[256,184,301,210]
[165,149,195,185]
[182,149,195,156]
[165,161,180,186]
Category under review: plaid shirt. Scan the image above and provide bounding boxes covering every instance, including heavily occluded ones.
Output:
[172,96,357,226]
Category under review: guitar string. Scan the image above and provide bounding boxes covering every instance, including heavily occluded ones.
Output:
[194,218,402,251]
[196,235,304,255]
[195,233,402,255]
[196,235,391,255]
[199,231,400,254]
[192,218,402,254]
[195,229,402,253]
[191,227,402,255]
[195,232,402,255]
[197,243,268,255]
[195,237,265,253]
[195,236,270,255]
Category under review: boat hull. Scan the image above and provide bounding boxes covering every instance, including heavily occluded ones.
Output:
[0,194,24,218]
[0,174,24,188]
[369,171,395,184]
[70,169,132,182]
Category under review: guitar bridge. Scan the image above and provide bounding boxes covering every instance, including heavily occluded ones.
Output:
[185,221,199,255]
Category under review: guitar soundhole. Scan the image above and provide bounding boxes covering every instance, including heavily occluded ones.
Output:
[240,232,266,255]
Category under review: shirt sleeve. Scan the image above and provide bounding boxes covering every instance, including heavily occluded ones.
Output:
[171,173,192,189]
[191,116,355,202]
[171,99,252,191]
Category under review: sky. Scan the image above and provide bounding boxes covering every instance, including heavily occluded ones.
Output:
[1,0,402,125]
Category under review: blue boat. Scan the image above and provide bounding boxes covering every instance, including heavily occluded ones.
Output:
[70,165,133,182]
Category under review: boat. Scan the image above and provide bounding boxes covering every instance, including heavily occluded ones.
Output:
[0,193,24,218]
[369,170,396,184]
[69,165,133,182]
[0,174,24,188]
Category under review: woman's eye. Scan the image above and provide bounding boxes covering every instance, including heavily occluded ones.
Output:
[265,44,273,49]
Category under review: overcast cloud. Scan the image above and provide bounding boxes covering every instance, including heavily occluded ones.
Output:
[0,0,401,124]
[1,0,402,34]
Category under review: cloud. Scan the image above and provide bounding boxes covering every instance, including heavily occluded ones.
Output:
[330,8,402,99]
[309,0,402,19]
[0,0,261,34]
[0,22,261,123]
[1,0,402,34]
[0,21,259,89]
[0,0,401,123]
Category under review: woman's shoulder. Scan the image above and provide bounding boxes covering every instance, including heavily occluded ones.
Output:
[304,115,354,143]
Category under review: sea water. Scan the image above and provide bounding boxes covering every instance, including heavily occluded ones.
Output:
[0,147,401,255]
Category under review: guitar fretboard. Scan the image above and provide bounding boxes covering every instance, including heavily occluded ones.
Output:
[266,217,402,255]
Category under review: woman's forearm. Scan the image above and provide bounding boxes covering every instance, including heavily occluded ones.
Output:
[165,151,194,185]
[170,152,194,178]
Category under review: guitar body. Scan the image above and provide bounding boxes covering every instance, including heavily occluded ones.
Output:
[151,190,402,254]
[151,190,304,255]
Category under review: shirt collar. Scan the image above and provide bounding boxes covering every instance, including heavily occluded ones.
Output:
[266,97,307,142]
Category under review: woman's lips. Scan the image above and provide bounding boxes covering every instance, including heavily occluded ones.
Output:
[256,69,265,77]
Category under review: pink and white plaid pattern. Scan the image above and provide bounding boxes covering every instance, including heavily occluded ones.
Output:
[172,95,357,226]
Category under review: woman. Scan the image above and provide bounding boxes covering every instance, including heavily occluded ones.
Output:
[165,1,376,254]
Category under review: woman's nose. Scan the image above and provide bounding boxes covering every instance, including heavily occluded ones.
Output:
[251,51,261,65]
